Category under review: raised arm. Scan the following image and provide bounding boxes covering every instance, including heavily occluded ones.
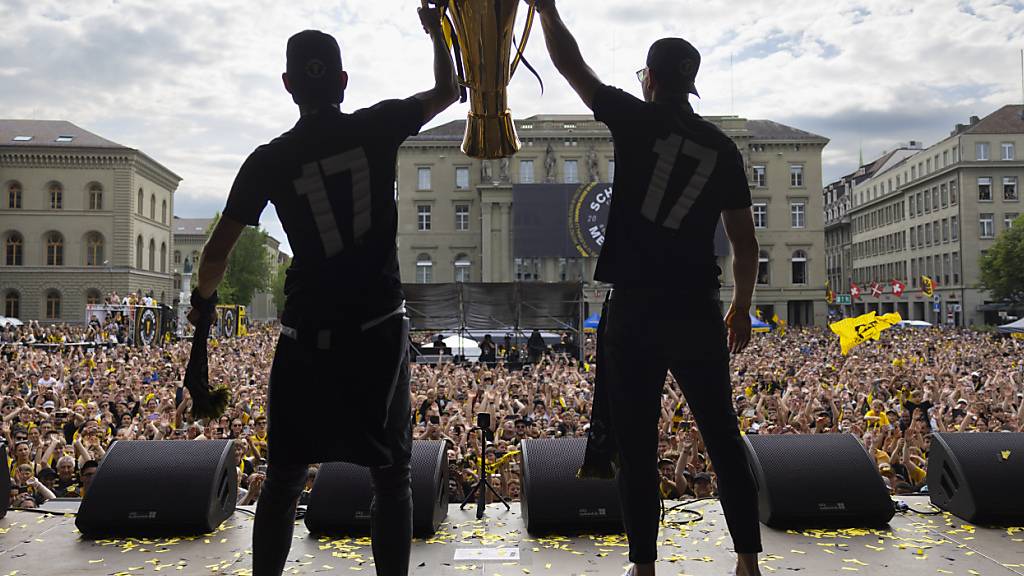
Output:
[193,216,246,301]
[531,0,602,109]
[413,3,460,124]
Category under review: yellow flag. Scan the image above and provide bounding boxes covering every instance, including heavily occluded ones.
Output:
[829,311,903,355]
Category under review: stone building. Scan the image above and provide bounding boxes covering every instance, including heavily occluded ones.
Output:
[171,216,285,321]
[397,113,829,325]
[1,120,180,323]
[824,143,923,315]
[845,105,1024,326]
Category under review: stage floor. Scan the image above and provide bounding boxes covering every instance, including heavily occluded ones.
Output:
[2,497,1024,575]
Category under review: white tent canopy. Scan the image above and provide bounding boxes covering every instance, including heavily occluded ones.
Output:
[898,320,933,328]
[998,317,1024,334]
[442,334,481,359]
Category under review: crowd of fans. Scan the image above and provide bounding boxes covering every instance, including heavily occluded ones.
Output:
[3,310,1023,513]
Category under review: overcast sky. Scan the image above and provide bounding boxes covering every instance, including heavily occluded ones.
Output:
[3,0,1023,254]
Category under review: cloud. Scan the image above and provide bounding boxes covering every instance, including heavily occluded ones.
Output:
[3,0,1023,256]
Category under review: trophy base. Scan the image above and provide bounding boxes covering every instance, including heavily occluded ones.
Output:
[462,111,521,160]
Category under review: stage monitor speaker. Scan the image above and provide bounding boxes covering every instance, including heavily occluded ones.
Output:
[1,444,9,520]
[76,440,236,537]
[519,437,622,534]
[743,433,894,528]
[304,440,449,538]
[928,432,1024,524]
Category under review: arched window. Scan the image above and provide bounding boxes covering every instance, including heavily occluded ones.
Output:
[48,182,63,209]
[4,290,19,318]
[136,235,144,268]
[5,232,23,266]
[88,183,103,210]
[138,188,144,215]
[7,181,22,209]
[46,232,64,266]
[791,250,808,285]
[757,250,770,285]
[161,199,167,223]
[149,238,156,271]
[45,290,61,320]
[454,253,471,283]
[86,289,103,306]
[160,242,167,273]
[86,232,104,266]
[416,253,433,284]
[150,194,156,220]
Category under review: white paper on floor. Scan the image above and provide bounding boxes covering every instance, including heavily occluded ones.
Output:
[453,547,521,561]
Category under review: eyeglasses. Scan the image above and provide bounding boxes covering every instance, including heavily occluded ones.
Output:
[636,67,648,83]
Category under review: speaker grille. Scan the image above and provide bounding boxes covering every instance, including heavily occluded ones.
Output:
[744,434,893,527]
[520,437,621,534]
[0,444,9,520]
[930,433,1024,523]
[76,440,235,537]
[305,440,447,537]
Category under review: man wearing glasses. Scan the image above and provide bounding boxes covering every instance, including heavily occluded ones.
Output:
[529,1,762,575]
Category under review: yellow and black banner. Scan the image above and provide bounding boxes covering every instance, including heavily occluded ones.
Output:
[133,306,162,347]
[215,305,247,339]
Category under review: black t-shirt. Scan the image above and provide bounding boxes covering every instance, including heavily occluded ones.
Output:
[224,99,426,326]
[591,86,752,291]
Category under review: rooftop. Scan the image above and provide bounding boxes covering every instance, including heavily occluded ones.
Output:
[745,120,828,142]
[410,116,826,143]
[0,120,127,149]
[964,105,1024,135]
[172,217,214,236]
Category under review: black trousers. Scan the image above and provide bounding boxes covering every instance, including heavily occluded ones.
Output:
[593,288,761,562]
[252,315,413,576]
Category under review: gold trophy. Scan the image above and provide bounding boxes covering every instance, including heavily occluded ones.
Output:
[430,0,538,159]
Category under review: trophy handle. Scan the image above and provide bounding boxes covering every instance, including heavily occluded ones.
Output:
[509,0,536,79]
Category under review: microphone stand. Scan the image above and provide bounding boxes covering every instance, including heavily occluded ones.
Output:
[459,425,511,519]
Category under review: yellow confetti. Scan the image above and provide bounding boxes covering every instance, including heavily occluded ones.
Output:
[88,560,104,564]
[790,549,805,554]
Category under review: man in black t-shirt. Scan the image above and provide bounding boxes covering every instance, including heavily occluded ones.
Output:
[188,7,459,576]
[530,2,762,575]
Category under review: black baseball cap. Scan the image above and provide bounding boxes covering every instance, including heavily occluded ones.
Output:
[286,30,344,105]
[646,37,700,97]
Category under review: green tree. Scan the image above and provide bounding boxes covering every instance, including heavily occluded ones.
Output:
[206,213,273,306]
[980,215,1024,304]
[272,255,291,315]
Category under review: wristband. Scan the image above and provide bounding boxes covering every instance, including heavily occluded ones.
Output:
[190,289,218,318]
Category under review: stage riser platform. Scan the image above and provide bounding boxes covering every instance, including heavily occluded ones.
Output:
[2,498,1023,575]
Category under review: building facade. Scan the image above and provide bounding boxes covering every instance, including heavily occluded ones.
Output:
[397,113,830,325]
[1,120,180,323]
[171,216,285,321]
[845,106,1024,326]
[824,144,923,315]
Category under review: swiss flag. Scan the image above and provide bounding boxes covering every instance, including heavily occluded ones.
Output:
[870,282,884,298]
[891,279,906,297]
[850,282,862,300]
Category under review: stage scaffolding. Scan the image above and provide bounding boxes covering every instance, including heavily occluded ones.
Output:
[403,282,585,360]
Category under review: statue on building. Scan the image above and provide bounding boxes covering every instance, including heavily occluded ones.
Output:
[481,159,494,183]
[544,142,557,183]
[183,257,193,275]
[499,157,510,183]
[587,146,600,182]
